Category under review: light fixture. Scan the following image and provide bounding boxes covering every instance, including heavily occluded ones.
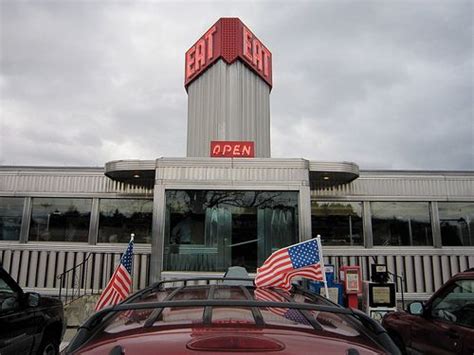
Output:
[133,174,140,178]
[323,176,330,180]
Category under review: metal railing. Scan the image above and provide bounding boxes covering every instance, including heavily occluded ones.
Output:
[57,253,99,305]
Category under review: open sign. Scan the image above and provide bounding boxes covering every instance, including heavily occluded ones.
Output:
[210,141,255,158]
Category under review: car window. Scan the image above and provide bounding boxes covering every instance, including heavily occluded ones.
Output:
[431,279,474,328]
[0,275,19,314]
[0,277,15,295]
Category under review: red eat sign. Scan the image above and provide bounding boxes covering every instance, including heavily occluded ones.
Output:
[185,18,272,90]
[210,141,255,158]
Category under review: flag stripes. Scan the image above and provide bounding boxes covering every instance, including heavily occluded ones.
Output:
[95,238,134,311]
[254,288,287,316]
[255,239,324,290]
[254,288,311,325]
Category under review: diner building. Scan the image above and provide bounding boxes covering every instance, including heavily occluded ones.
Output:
[0,18,473,302]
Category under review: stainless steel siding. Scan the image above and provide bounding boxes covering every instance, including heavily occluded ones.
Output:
[156,158,308,185]
[321,247,474,294]
[312,173,474,199]
[187,60,271,158]
[0,243,152,294]
[2,243,472,298]
[0,169,153,195]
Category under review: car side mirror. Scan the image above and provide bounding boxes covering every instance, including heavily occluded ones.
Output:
[408,301,424,315]
[26,292,40,307]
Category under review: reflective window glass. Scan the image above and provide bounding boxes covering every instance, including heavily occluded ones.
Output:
[371,202,432,246]
[0,277,15,294]
[0,197,24,241]
[98,199,152,244]
[439,202,474,246]
[29,198,91,242]
[311,201,363,246]
[164,190,299,272]
[431,280,474,328]
[0,274,19,314]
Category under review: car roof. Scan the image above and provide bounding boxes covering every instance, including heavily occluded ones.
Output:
[454,269,474,278]
[444,269,474,284]
[67,277,399,354]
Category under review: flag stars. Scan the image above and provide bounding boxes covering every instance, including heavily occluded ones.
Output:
[288,240,320,269]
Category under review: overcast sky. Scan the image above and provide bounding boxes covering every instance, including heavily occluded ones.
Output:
[0,0,472,170]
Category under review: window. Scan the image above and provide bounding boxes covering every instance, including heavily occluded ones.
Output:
[164,190,299,272]
[311,201,363,246]
[0,277,15,295]
[438,202,474,246]
[371,202,432,246]
[98,199,152,244]
[0,197,24,241]
[0,274,19,314]
[29,198,92,242]
[431,279,474,328]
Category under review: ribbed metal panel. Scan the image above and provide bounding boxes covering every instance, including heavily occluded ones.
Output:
[445,176,474,196]
[187,60,271,158]
[0,243,152,293]
[105,160,156,172]
[322,247,474,294]
[312,171,474,200]
[309,161,360,175]
[2,242,470,298]
[0,167,153,195]
[156,158,308,186]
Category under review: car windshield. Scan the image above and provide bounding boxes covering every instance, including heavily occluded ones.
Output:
[431,278,474,327]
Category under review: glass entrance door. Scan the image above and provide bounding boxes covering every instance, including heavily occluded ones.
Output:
[164,190,299,273]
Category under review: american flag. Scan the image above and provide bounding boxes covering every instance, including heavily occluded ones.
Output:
[255,238,324,290]
[254,288,311,326]
[95,238,134,311]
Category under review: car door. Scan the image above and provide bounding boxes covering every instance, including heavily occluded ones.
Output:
[0,270,37,355]
[412,317,464,354]
[411,278,474,355]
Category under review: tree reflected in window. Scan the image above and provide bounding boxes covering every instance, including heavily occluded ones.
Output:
[98,199,152,244]
[164,190,299,272]
[371,202,432,246]
[439,203,474,246]
[0,197,23,241]
[29,198,91,242]
[311,201,363,246]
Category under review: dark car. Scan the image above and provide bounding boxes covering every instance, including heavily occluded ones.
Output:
[382,269,474,355]
[65,276,400,354]
[0,265,65,355]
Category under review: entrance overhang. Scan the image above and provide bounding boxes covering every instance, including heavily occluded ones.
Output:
[105,159,360,189]
[309,161,359,189]
[105,160,156,187]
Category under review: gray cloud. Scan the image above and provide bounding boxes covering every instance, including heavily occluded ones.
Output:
[1,0,472,170]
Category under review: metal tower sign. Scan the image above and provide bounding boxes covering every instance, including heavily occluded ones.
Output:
[185,18,272,89]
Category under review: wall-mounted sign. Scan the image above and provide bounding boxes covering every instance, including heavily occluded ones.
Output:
[185,18,272,90]
[210,141,255,158]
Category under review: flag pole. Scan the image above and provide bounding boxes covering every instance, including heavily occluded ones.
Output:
[316,235,329,299]
[130,233,135,292]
